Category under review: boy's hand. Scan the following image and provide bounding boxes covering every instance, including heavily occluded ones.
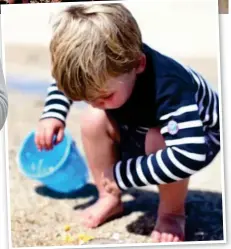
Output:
[35,118,64,151]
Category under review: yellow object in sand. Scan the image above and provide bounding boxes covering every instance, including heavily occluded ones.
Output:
[77,233,95,244]
[64,225,71,232]
[61,224,94,245]
[63,234,74,243]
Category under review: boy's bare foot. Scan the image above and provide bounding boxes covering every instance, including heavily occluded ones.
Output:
[80,195,124,228]
[151,213,185,243]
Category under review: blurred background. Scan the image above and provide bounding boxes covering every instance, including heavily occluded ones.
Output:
[0,0,229,14]
[1,0,225,247]
[2,0,220,90]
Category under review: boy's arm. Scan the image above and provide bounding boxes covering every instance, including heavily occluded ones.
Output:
[113,76,219,190]
[40,82,73,125]
[0,62,8,130]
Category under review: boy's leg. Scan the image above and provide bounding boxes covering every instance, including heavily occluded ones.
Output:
[145,128,189,242]
[80,106,123,228]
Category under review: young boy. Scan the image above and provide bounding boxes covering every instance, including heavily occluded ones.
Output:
[35,3,220,243]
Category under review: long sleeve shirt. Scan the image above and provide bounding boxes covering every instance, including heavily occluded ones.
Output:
[40,43,220,190]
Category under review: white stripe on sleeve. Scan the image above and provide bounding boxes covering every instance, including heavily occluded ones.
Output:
[147,155,166,184]
[48,85,59,93]
[160,104,198,121]
[136,156,151,185]
[45,94,71,104]
[156,151,182,181]
[115,161,128,190]
[41,112,66,121]
[165,137,205,146]
[172,146,206,161]
[126,159,139,188]
[44,104,69,113]
[167,148,197,174]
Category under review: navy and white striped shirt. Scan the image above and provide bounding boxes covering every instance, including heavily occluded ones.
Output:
[41,44,220,190]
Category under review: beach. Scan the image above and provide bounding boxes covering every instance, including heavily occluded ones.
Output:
[2,0,224,246]
[6,44,224,247]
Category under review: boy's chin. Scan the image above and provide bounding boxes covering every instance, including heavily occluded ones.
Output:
[109,99,130,109]
[105,103,125,110]
[95,99,129,110]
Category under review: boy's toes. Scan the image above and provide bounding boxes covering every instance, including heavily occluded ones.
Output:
[151,231,161,242]
[173,236,180,242]
[153,231,180,243]
[168,233,174,242]
[160,232,169,242]
[82,214,98,228]
[151,213,185,243]
[164,233,174,242]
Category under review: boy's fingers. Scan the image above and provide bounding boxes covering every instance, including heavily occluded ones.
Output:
[56,128,64,144]
[34,132,40,148]
[35,137,41,151]
[45,129,54,150]
[39,130,46,151]
[35,128,43,151]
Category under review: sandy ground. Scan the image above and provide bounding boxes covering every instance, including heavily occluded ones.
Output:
[6,45,225,247]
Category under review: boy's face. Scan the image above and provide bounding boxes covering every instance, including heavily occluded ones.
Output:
[88,53,146,110]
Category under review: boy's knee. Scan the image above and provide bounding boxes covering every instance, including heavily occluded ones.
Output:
[80,107,108,138]
[80,107,120,142]
[145,128,166,155]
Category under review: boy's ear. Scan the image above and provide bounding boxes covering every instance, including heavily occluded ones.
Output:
[136,53,146,74]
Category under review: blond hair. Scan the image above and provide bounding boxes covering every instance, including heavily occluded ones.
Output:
[50,3,142,101]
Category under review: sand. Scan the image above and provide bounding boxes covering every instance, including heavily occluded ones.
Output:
[6,45,224,247]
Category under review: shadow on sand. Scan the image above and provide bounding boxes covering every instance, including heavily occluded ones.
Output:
[35,183,223,242]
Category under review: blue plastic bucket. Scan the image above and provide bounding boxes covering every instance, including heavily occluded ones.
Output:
[17,130,89,193]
